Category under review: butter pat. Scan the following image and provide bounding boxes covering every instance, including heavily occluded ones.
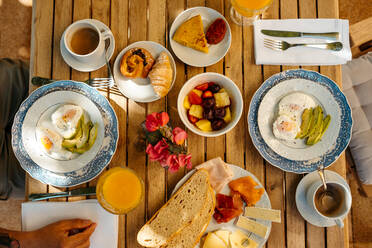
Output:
[230,230,258,248]
[203,232,227,248]
[244,207,281,223]
[236,216,268,238]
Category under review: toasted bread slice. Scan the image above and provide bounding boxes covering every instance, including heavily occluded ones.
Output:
[137,169,210,247]
[173,15,209,53]
[160,186,215,248]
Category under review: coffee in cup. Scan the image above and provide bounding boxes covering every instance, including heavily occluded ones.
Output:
[69,27,100,55]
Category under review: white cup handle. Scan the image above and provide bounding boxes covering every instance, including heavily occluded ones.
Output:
[100,30,114,59]
[335,218,344,228]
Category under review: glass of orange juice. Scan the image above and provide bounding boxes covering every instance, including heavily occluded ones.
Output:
[96,167,144,215]
[230,0,273,26]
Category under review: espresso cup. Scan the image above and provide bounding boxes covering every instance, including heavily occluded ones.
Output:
[306,179,351,228]
[63,19,113,63]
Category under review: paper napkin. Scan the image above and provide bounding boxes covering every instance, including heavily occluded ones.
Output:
[22,200,118,248]
[253,19,352,65]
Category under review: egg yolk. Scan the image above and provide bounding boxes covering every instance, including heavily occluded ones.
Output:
[41,136,53,150]
[102,169,142,211]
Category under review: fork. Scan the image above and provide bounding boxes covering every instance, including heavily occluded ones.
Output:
[263,38,343,51]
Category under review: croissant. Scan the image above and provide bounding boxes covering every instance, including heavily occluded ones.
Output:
[120,48,155,78]
[148,52,173,98]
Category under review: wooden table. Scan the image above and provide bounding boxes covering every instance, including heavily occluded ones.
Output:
[28,0,349,247]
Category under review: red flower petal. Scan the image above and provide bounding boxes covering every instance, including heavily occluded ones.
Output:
[172,127,187,145]
[145,113,160,132]
[158,112,169,126]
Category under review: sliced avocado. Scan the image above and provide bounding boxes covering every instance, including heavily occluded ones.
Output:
[321,115,331,137]
[64,116,83,140]
[74,145,89,154]
[76,120,91,149]
[61,122,83,149]
[306,106,323,138]
[296,108,313,139]
[307,120,323,145]
[88,123,98,148]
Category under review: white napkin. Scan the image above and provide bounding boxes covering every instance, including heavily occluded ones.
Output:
[22,200,118,248]
[253,19,352,65]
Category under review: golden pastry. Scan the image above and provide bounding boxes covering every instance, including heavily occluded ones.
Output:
[172,15,209,53]
[120,48,155,78]
[148,52,173,98]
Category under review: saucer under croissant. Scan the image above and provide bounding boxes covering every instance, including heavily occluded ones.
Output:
[113,41,177,102]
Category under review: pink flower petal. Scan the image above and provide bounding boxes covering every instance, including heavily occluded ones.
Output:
[173,127,187,145]
[158,112,170,126]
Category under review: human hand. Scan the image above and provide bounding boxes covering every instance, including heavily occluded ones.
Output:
[11,219,96,248]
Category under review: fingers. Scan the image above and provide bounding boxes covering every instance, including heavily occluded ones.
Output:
[60,219,95,230]
[74,240,90,248]
[65,223,97,247]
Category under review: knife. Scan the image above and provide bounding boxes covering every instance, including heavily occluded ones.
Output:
[28,187,96,201]
[261,29,339,39]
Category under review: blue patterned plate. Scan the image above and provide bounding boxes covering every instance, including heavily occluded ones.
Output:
[12,81,119,187]
[248,70,352,173]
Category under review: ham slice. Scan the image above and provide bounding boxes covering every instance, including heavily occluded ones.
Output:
[196,157,234,193]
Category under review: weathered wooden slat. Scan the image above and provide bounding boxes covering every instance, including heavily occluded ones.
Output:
[110,0,129,247]
[280,0,306,246]
[186,0,206,167]
[48,0,73,202]
[166,0,186,198]
[318,1,348,247]
[224,0,244,168]
[262,0,286,246]
[147,0,167,219]
[27,0,54,198]
[126,0,148,246]
[205,0,226,161]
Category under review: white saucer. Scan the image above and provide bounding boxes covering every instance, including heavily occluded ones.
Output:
[169,7,231,67]
[113,41,176,103]
[60,19,115,72]
[295,170,350,227]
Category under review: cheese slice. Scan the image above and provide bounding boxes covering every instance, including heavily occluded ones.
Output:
[203,233,227,248]
[236,216,268,238]
[230,230,258,248]
[244,207,281,223]
[214,230,231,246]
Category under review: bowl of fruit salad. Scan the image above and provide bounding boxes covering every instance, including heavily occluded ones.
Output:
[177,72,243,137]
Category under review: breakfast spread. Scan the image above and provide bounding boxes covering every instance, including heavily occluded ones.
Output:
[205,18,227,45]
[120,48,155,78]
[36,104,98,159]
[148,51,173,97]
[184,83,232,131]
[173,15,209,53]
[272,92,331,146]
[137,169,213,247]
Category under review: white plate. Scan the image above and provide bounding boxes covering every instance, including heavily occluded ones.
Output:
[60,19,115,72]
[295,170,350,227]
[169,7,231,67]
[258,78,341,161]
[173,164,271,248]
[113,41,176,102]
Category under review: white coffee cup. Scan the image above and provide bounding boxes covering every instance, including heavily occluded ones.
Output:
[63,19,113,63]
[306,180,352,228]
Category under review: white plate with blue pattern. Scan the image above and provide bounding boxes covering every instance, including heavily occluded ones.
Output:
[248,69,352,173]
[12,81,119,187]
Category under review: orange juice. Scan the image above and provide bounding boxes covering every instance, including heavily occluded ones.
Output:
[97,167,144,214]
[231,0,272,17]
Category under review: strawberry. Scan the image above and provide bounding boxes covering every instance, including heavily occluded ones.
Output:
[202,90,213,98]
[195,83,209,91]
[188,91,202,105]
[188,113,199,123]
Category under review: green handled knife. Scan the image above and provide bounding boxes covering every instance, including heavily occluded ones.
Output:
[28,187,96,201]
[261,29,339,39]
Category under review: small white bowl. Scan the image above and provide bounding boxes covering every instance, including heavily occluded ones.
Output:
[177,72,243,137]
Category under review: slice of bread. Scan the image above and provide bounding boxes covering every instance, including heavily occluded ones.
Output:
[137,169,210,247]
[160,186,215,248]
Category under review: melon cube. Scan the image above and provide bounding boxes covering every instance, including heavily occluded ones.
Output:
[196,119,212,131]
[214,92,230,108]
[183,96,191,109]
[189,104,203,119]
